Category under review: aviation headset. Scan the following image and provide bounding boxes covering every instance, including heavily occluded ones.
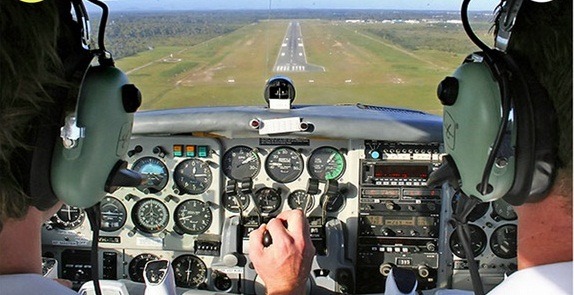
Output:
[432,0,557,206]
[14,0,141,210]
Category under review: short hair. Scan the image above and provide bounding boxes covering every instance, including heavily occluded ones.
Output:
[0,0,66,232]
[499,0,572,197]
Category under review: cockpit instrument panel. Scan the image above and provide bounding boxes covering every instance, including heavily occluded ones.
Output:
[41,134,517,294]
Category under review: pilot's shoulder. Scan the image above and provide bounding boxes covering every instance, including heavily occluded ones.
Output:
[487,261,573,295]
[0,273,77,295]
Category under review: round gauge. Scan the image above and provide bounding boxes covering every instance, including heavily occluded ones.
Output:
[222,146,260,180]
[222,192,250,213]
[213,272,233,291]
[265,147,304,183]
[490,224,517,259]
[100,196,127,232]
[288,190,314,211]
[320,193,345,213]
[174,159,213,195]
[132,157,169,193]
[174,199,213,235]
[492,199,517,221]
[172,254,208,288]
[131,198,169,234]
[52,204,85,229]
[451,195,490,222]
[255,187,282,213]
[308,147,346,180]
[129,253,159,283]
[449,224,487,259]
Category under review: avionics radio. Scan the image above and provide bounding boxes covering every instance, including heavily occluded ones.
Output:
[356,143,442,293]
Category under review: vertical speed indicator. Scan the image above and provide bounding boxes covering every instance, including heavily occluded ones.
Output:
[308,147,346,180]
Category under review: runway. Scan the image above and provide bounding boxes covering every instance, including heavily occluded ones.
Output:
[273,22,325,73]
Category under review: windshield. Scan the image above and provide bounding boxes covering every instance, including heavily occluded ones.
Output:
[94,0,497,114]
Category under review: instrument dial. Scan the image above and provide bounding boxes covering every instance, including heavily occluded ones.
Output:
[449,224,487,258]
[174,159,213,195]
[100,196,127,232]
[52,204,85,229]
[222,146,260,180]
[222,192,250,213]
[287,190,314,211]
[255,187,282,213]
[172,254,208,288]
[490,224,517,259]
[174,199,213,235]
[320,193,345,213]
[492,199,517,221]
[265,147,304,183]
[129,253,159,283]
[132,198,169,234]
[308,147,346,180]
[132,157,169,193]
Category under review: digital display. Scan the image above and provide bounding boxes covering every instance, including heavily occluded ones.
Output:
[364,216,435,227]
[374,164,428,179]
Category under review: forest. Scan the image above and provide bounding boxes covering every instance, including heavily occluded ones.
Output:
[96,9,493,59]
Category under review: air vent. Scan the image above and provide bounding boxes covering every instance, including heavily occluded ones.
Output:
[356,103,429,115]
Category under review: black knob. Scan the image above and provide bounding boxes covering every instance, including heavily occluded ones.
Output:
[263,230,272,247]
[437,76,459,106]
[381,228,395,237]
[121,84,142,113]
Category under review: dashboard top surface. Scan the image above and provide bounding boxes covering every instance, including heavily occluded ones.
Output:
[133,104,442,142]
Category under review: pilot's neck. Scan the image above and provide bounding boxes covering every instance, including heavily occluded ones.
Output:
[0,206,45,275]
[515,188,573,270]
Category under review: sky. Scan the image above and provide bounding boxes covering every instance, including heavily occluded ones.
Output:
[99,0,500,12]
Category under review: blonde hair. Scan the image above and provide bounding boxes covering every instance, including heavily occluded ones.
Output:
[0,0,66,232]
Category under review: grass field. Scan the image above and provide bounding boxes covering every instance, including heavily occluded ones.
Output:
[115,20,488,114]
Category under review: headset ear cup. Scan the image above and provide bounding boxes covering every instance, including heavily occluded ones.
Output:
[502,56,557,205]
[51,65,136,208]
[10,114,61,211]
[439,52,558,205]
[441,58,516,202]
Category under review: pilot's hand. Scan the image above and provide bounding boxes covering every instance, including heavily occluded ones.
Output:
[249,209,315,295]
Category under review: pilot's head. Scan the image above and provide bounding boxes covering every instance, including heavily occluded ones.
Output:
[0,0,128,233]
[0,0,67,232]
[498,0,572,204]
